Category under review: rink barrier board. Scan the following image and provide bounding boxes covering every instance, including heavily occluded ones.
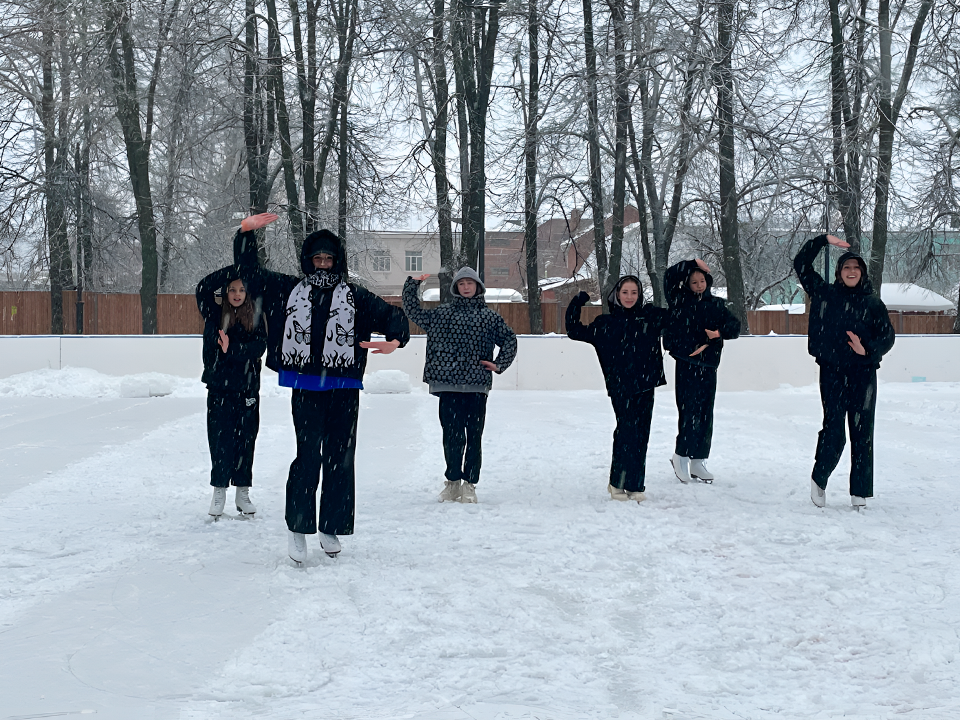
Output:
[1,334,957,391]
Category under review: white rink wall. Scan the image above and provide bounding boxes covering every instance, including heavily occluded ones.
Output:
[0,333,957,390]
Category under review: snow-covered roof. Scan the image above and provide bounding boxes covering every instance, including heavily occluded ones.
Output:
[421,287,523,303]
[880,283,954,312]
[758,303,806,314]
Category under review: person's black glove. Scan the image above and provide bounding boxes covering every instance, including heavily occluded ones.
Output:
[575,291,590,305]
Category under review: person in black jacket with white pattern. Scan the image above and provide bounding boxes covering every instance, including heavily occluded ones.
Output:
[196,268,267,519]
[663,258,741,484]
[403,267,517,503]
[234,213,410,563]
[566,275,668,502]
[794,233,896,510]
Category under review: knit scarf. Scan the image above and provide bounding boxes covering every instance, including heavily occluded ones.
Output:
[281,270,356,370]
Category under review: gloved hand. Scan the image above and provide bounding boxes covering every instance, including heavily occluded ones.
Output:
[575,291,590,305]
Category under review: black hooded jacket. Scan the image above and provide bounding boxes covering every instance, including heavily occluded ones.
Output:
[793,235,895,369]
[566,276,668,397]
[662,260,741,369]
[196,266,267,394]
[233,228,410,380]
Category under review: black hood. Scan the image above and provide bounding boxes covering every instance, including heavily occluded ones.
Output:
[607,275,644,314]
[834,251,873,294]
[300,229,348,276]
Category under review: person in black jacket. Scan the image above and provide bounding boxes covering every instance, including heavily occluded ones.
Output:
[794,234,896,510]
[403,267,518,504]
[234,213,410,563]
[663,258,741,484]
[196,268,267,519]
[566,276,668,502]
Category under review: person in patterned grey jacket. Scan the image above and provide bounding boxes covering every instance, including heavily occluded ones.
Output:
[403,267,518,503]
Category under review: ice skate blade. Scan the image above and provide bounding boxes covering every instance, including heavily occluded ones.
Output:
[236,507,256,516]
[209,514,221,521]
[324,551,340,558]
[694,477,713,485]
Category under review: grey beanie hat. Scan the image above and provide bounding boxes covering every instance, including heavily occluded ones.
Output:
[450,266,486,297]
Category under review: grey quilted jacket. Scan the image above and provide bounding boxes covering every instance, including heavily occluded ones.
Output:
[403,276,518,392]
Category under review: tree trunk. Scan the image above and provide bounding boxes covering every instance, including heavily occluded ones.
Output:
[716,0,748,332]
[450,0,501,278]
[868,0,933,291]
[828,0,862,251]
[524,0,542,333]
[266,0,304,242]
[105,0,159,333]
[607,0,628,295]
[431,0,455,302]
[581,0,607,309]
[41,24,72,334]
[338,98,348,243]
[242,0,274,264]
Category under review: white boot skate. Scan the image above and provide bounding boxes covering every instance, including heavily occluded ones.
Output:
[209,487,227,519]
[690,459,714,483]
[318,532,341,557]
[438,480,461,503]
[608,484,629,501]
[851,495,866,511]
[459,482,478,503]
[235,487,257,515]
[811,479,826,508]
[671,454,692,484]
[625,489,646,502]
[288,531,308,565]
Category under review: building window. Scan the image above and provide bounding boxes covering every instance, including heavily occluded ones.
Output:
[405,251,423,272]
[371,251,391,272]
[490,267,510,276]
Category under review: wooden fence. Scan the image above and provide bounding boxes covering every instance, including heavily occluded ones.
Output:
[1,291,954,335]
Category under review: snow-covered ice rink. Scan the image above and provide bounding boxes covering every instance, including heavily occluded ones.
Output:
[2,369,960,720]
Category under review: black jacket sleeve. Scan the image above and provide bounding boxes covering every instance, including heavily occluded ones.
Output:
[717,301,741,340]
[490,315,518,373]
[232,228,299,301]
[793,235,828,297]
[196,267,236,323]
[664,260,698,309]
[402,276,434,331]
[860,299,896,366]
[565,292,595,343]
[356,286,410,347]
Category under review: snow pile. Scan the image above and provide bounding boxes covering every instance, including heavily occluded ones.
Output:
[0,367,294,399]
[363,368,413,394]
[0,367,206,398]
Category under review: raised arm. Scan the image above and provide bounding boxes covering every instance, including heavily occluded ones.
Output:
[565,291,596,343]
[402,275,435,331]
[195,267,236,323]
[663,260,699,308]
[794,234,848,296]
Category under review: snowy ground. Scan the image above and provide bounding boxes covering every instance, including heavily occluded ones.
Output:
[2,369,960,720]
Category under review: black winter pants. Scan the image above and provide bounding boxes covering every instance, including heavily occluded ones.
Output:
[674,360,717,459]
[437,392,488,485]
[609,390,655,493]
[207,392,260,488]
[813,365,877,498]
[286,388,360,535]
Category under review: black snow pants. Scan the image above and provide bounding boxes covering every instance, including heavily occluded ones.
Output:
[609,389,655,493]
[286,388,360,536]
[207,392,260,488]
[437,392,488,485]
[813,365,877,498]
[674,360,717,460]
